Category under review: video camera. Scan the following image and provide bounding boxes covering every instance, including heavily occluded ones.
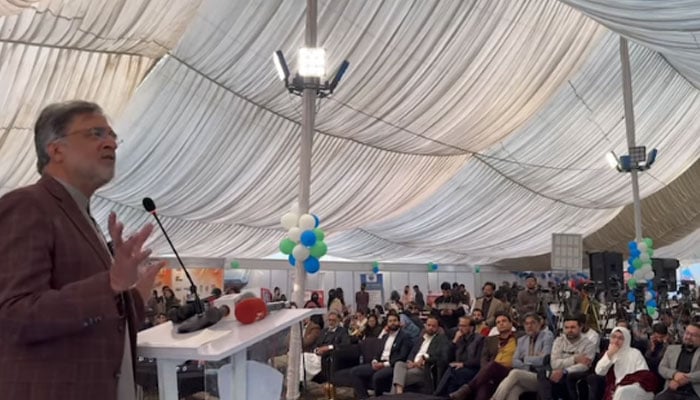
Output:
[607,276,624,299]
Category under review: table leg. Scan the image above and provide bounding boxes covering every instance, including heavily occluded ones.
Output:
[231,351,247,399]
[156,359,180,400]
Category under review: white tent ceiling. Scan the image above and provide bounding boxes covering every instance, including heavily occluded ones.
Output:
[1,0,699,267]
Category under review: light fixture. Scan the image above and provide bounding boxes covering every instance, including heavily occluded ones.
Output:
[272,49,349,98]
[640,148,658,170]
[298,47,326,78]
[272,50,290,82]
[608,147,659,173]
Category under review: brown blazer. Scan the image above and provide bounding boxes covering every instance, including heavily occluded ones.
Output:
[473,296,509,327]
[0,175,145,400]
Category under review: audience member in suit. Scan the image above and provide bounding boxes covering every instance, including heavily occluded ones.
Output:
[391,316,450,394]
[0,101,164,400]
[492,313,554,400]
[350,311,412,399]
[656,322,700,400]
[312,310,350,382]
[449,312,518,400]
[433,281,467,330]
[647,323,670,378]
[434,316,484,396]
[539,314,597,400]
[473,282,510,327]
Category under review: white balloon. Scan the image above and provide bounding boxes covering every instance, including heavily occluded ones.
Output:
[298,214,316,230]
[645,270,655,280]
[641,262,653,271]
[288,227,302,243]
[633,270,644,280]
[638,242,648,252]
[645,291,652,301]
[293,244,310,262]
[637,278,647,284]
[281,213,299,230]
[640,253,650,263]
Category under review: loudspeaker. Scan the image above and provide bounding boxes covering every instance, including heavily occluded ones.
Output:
[589,252,624,289]
[652,258,679,292]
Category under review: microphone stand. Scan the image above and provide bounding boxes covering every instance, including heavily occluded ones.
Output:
[144,199,204,316]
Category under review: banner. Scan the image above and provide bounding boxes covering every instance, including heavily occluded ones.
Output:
[360,273,384,311]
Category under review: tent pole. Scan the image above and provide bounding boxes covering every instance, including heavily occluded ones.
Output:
[286,1,317,398]
[619,37,643,243]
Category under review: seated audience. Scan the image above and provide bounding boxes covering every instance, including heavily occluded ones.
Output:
[595,327,658,400]
[492,313,554,400]
[539,314,597,400]
[656,322,700,400]
[349,311,412,399]
[449,312,517,400]
[434,316,484,396]
[391,316,450,394]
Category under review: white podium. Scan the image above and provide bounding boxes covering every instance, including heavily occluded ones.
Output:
[137,308,320,400]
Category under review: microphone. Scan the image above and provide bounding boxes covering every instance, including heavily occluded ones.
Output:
[178,305,231,333]
[142,197,204,316]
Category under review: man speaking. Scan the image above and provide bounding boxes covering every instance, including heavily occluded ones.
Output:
[0,101,164,400]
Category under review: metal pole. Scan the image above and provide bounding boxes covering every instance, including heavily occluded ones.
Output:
[286,1,316,398]
[619,37,643,242]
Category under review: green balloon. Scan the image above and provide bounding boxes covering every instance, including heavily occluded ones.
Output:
[646,305,656,315]
[309,241,327,258]
[627,278,637,290]
[230,260,240,269]
[475,266,481,273]
[633,258,642,269]
[644,237,653,249]
[313,228,325,242]
[373,261,380,268]
[279,238,295,255]
[647,248,654,257]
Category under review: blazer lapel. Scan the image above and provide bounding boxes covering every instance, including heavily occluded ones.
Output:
[40,176,111,269]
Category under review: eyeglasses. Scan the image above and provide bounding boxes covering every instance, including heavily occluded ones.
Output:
[64,127,119,142]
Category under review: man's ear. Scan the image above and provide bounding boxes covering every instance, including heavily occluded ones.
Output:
[46,141,64,163]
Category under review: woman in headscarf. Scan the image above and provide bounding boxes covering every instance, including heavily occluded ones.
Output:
[594,326,660,400]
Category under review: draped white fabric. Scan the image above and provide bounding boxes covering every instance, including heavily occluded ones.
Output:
[1,0,699,266]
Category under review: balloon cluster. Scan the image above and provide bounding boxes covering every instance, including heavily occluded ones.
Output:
[428,262,438,272]
[279,211,327,274]
[625,238,657,318]
[372,261,380,274]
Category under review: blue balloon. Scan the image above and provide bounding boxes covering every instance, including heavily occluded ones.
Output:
[372,266,380,274]
[649,289,656,298]
[647,281,654,290]
[628,241,638,250]
[305,257,320,273]
[648,299,657,307]
[627,292,635,302]
[288,254,296,266]
[628,266,636,274]
[631,249,641,258]
[300,230,317,247]
[313,214,320,228]
[628,258,634,266]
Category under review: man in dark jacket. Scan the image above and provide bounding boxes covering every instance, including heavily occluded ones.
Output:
[414,285,426,309]
[313,310,351,382]
[350,311,412,399]
[433,281,466,330]
[434,316,484,396]
[391,316,451,394]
